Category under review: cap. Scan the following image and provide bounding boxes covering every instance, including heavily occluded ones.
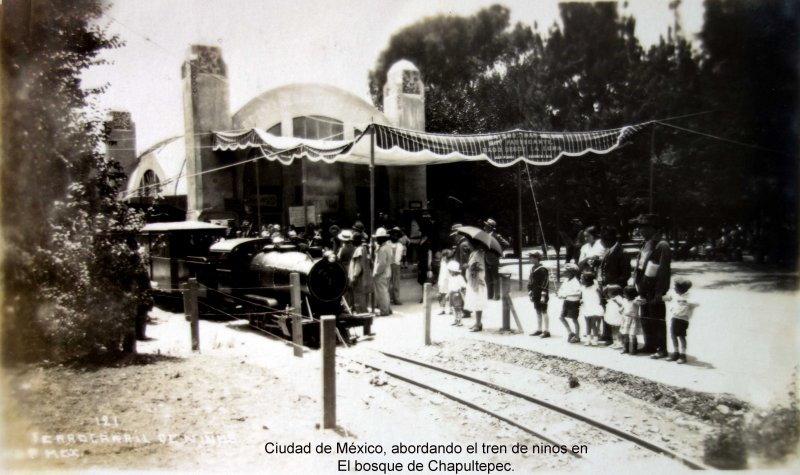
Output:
[485,218,497,229]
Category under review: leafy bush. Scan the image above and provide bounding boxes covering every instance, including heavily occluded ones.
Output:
[746,399,800,463]
[703,421,748,469]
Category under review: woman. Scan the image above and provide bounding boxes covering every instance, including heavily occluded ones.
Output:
[349,232,372,313]
[463,239,488,332]
[578,226,606,273]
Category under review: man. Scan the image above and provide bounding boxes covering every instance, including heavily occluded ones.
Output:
[631,214,671,358]
[527,251,550,338]
[450,223,472,318]
[482,218,509,300]
[598,226,631,344]
[372,227,393,316]
[389,227,404,305]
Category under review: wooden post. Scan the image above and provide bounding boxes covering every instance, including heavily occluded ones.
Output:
[500,273,511,332]
[321,315,336,429]
[182,282,191,321]
[188,278,199,351]
[290,272,303,357]
[423,282,432,345]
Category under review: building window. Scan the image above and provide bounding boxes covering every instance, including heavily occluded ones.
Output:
[292,116,343,141]
[139,169,161,198]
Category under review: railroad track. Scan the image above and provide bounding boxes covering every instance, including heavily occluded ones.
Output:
[352,349,709,470]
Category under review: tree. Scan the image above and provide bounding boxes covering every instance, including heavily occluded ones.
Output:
[1,0,146,362]
[696,0,798,263]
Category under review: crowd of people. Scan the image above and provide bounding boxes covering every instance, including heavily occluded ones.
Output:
[225,212,700,363]
[524,214,699,364]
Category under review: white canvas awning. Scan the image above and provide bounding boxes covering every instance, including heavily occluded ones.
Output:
[212,122,650,168]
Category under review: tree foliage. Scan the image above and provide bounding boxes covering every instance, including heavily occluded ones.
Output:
[369,1,798,258]
[2,0,146,362]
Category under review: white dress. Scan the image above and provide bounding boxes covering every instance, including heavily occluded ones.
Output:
[463,250,488,312]
[579,282,604,318]
[604,295,624,326]
[437,258,450,293]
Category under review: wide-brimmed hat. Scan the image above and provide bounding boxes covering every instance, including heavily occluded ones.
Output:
[449,223,463,236]
[484,218,497,229]
[630,214,662,228]
[447,260,461,273]
[374,227,390,240]
[338,230,353,241]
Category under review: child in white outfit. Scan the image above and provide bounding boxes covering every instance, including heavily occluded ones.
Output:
[437,250,453,315]
[603,285,625,349]
[557,264,582,343]
[446,260,467,326]
[664,278,698,364]
[620,286,643,355]
[579,272,604,346]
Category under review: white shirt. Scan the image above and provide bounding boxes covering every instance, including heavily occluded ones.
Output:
[392,242,404,265]
[557,277,582,301]
[579,282,604,317]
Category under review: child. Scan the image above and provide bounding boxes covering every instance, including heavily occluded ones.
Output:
[579,272,604,346]
[437,250,453,315]
[621,286,643,355]
[447,260,467,326]
[603,285,624,349]
[557,264,582,343]
[664,278,699,364]
[527,251,550,338]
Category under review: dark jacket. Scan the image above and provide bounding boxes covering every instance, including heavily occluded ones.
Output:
[527,264,549,303]
[633,236,671,300]
[599,242,631,288]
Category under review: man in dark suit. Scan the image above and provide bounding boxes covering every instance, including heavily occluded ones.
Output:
[631,215,672,358]
[482,218,509,300]
[598,226,631,344]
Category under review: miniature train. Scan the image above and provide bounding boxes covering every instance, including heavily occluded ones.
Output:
[137,221,373,345]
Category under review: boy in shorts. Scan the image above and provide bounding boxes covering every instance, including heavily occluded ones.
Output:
[557,264,582,343]
[528,251,550,338]
[664,278,698,364]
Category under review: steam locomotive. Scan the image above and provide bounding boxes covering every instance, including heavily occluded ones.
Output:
[137,221,373,345]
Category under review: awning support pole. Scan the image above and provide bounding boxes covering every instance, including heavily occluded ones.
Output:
[255,158,262,234]
[517,162,523,290]
[302,159,308,229]
[555,165,561,282]
[370,122,375,235]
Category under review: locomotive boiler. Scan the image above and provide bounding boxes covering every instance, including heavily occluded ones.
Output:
[138,222,373,346]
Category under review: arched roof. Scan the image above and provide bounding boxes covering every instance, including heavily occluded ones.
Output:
[126,135,187,198]
[232,83,391,138]
[128,82,395,198]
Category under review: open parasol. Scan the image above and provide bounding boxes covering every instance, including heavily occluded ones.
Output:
[455,226,503,255]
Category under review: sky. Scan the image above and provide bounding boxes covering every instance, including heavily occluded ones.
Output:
[84,0,705,153]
